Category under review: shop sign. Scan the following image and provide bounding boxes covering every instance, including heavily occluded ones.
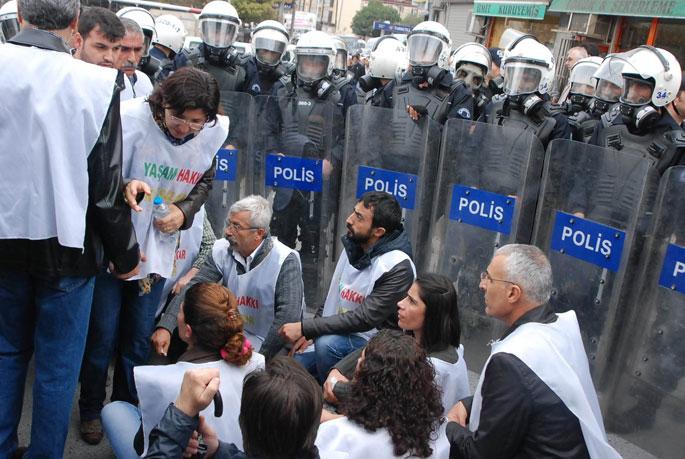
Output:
[473,1,548,20]
[549,0,685,19]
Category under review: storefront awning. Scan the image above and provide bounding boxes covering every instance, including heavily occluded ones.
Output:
[549,0,685,19]
[473,1,548,20]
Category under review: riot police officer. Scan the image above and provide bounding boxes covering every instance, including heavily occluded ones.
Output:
[385,21,473,124]
[150,14,186,83]
[452,42,492,120]
[176,0,246,93]
[357,36,407,107]
[590,46,684,175]
[554,56,602,142]
[481,31,571,148]
[0,0,18,42]
[242,20,291,96]
[116,7,159,81]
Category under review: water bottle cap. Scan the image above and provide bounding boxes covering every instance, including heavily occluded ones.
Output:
[153,196,163,205]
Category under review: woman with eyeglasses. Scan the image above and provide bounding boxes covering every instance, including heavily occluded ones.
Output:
[323,273,469,415]
[78,67,229,445]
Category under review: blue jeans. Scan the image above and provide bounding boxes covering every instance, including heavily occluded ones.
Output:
[79,271,165,422]
[0,272,95,459]
[295,334,367,382]
[101,401,141,459]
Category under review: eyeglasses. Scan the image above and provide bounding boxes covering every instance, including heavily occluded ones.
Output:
[165,110,207,132]
[226,221,259,232]
[480,270,517,286]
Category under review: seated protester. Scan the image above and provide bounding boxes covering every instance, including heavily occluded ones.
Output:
[324,273,469,414]
[101,283,265,458]
[146,356,322,459]
[156,195,304,361]
[316,330,449,458]
[446,244,620,458]
[280,192,415,381]
[79,67,227,445]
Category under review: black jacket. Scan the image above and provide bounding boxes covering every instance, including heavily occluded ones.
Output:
[302,228,414,339]
[0,29,139,277]
[446,305,590,459]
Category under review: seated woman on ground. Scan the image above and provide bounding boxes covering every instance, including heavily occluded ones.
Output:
[101,283,264,458]
[316,329,449,458]
[324,273,469,413]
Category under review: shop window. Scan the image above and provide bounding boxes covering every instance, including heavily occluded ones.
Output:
[654,19,685,71]
[618,17,650,52]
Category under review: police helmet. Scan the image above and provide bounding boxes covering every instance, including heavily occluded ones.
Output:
[295,31,336,83]
[593,53,627,104]
[568,56,602,97]
[502,33,554,96]
[331,36,348,74]
[153,14,186,55]
[452,42,491,90]
[620,45,682,108]
[368,36,407,80]
[407,21,451,71]
[117,7,157,57]
[199,0,241,50]
[0,0,19,42]
[251,20,289,68]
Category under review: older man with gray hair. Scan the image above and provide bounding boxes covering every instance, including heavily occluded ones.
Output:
[445,244,619,458]
[154,195,304,361]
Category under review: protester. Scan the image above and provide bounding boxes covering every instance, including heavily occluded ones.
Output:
[145,356,322,459]
[74,6,123,67]
[280,192,415,381]
[78,67,228,445]
[101,283,264,458]
[316,330,449,458]
[324,273,469,414]
[155,195,304,361]
[445,244,619,458]
[117,17,153,100]
[0,0,141,456]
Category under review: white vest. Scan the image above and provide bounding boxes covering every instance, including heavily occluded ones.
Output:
[155,206,206,317]
[135,355,265,455]
[212,237,301,351]
[315,417,450,459]
[322,250,415,341]
[0,43,116,249]
[121,98,229,280]
[470,311,620,459]
[431,345,470,415]
[120,70,153,101]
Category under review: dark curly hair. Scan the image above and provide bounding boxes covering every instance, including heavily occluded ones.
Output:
[341,330,444,457]
[147,67,220,126]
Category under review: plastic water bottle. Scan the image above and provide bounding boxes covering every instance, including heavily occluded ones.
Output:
[152,196,177,242]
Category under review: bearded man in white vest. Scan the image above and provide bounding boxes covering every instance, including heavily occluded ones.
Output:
[0,0,143,456]
[155,195,304,361]
[445,244,619,459]
[280,191,415,382]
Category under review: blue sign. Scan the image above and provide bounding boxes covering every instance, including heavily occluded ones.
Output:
[658,243,685,294]
[550,211,625,272]
[356,166,417,210]
[449,185,515,234]
[215,148,238,181]
[265,154,323,192]
[372,21,412,34]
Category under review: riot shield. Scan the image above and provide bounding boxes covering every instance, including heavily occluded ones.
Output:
[603,166,685,457]
[253,95,344,312]
[426,119,545,370]
[531,139,658,384]
[205,91,255,237]
[336,105,442,262]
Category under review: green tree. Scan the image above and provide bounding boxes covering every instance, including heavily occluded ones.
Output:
[232,0,277,24]
[351,0,401,38]
[402,13,424,28]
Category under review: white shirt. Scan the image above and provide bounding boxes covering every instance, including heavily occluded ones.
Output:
[233,239,265,272]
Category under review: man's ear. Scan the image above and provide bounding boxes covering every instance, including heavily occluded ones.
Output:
[256,227,267,241]
[507,284,522,304]
[372,226,386,239]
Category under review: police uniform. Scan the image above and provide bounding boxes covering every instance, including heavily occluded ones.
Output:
[177,43,247,93]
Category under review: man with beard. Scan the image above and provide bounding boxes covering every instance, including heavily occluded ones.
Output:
[280,192,415,381]
[73,6,124,69]
[117,17,153,100]
[154,195,304,361]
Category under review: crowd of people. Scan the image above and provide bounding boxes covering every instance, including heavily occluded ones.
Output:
[1,0,683,457]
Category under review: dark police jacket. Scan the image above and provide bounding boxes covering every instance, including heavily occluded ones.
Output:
[0,29,140,278]
[446,305,590,459]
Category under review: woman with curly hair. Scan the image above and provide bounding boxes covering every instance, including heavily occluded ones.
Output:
[316,330,450,458]
[100,283,265,458]
[324,273,469,413]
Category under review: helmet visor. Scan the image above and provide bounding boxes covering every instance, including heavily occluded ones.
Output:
[594,55,626,88]
[621,76,654,105]
[503,63,542,96]
[408,34,442,67]
[1,17,19,41]
[201,19,238,48]
[594,79,622,102]
[335,49,347,70]
[569,62,598,87]
[296,55,329,82]
[255,37,285,65]
[570,82,595,96]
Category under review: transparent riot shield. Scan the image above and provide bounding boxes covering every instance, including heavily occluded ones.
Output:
[531,139,658,383]
[253,95,344,311]
[603,166,685,457]
[205,91,255,237]
[337,105,442,262]
[426,119,545,370]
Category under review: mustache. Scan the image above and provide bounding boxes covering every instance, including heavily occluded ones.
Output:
[120,60,137,69]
